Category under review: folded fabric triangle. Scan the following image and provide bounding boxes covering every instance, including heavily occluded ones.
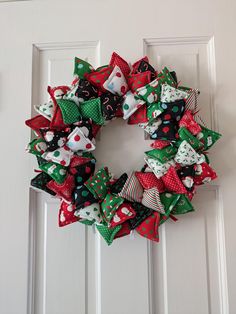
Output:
[74,202,102,223]
[196,125,222,150]
[72,185,98,210]
[42,129,68,152]
[47,174,75,202]
[66,127,95,152]
[194,162,217,185]
[138,60,157,80]
[172,194,194,215]
[160,192,181,216]
[144,157,175,179]
[80,98,105,125]
[128,105,148,124]
[109,52,130,77]
[31,172,56,196]
[160,83,189,103]
[151,139,171,149]
[118,172,144,202]
[100,92,123,120]
[56,99,81,124]
[162,166,187,194]
[69,160,96,184]
[127,71,151,93]
[73,57,94,79]
[85,167,111,200]
[39,161,67,184]
[59,201,78,227]
[136,78,161,105]
[103,65,128,96]
[114,221,131,239]
[110,203,136,228]
[136,211,160,242]
[26,138,47,156]
[101,193,124,223]
[145,146,177,164]
[135,171,165,192]
[139,119,162,135]
[42,145,73,167]
[110,173,128,194]
[128,202,153,229]
[178,127,203,151]
[179,110,202,135]
[25,115,50,135]
[122,91,145,120]
[85,66,113,92]
[96,224,122,246]
[174,140,202,166]
[141,187,165,213]
[34,101,55,121]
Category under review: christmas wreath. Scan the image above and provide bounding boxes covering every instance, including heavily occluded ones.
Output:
[25,52,221,245]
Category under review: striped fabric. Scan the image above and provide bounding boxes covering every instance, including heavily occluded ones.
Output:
[118,172,144,202]
[185,89,200,111]
[141,187,165,214]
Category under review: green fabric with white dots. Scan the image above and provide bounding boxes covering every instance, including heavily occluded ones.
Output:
[74,57,94,79]
[96,224,121,245]
[80,98,105,125]
[39,161,67,184]
[57,99,81,124]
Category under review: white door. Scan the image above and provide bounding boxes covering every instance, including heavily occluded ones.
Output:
[1,1,235,313]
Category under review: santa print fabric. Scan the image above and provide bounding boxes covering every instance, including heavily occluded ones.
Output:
[25,52,221,245]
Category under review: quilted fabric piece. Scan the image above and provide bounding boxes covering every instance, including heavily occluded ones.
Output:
[49,85,70,99]
[122,91,145,119]
[178,127,203,151]
[26,138,47,156]
[73,119,95,141]
[80,98,104,125]
[110,173,128,194]
[75,79,98,103]
[39,161,67,184]
[59,201,78,227]
[35,101,54,121]
[63,81,81,105]
[160,83,188,103]
[135,171,165,192]
[162,166,187,194]
[31,172,56,196]
[47,174,75,202]
[127,71,151,93]
[73,57,94,79]
[128,202,153,229]
[135,78,161,105]
[85,167,111,200]
[145,146,177,164]
[109,52,130,77]
[73,185,97,210]
[196,125,221,150]
[85,66,113,91]
[56,99,81,124]
[157,67,176,87]
[118,172,144,202]
[101,193,124,223]
[185,89,200,111]
[174,140,202,166]
[145,157,175,179]
[100,92,123,120]
[136,211,160,242]
[42,145,73,166]
[128,105,148,124]
[66,127,95,152]
[179,110,202,135]
[74,202,102,223]
[131,56,149,74]
[96,224,122,245]
[194,162,217,185]
[141,187,165,214]
[110,203,136,227]
[137,60,156,80]
[50,103,68,129]
[103,65,128,96]
[42,129,68,152]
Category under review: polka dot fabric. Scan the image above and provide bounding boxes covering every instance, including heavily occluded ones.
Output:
[25,52,221,246]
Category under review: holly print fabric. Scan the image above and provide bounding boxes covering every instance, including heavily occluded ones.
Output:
[26,52,221,246]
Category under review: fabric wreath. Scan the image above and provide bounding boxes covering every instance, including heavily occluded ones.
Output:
[25,52,221,245]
